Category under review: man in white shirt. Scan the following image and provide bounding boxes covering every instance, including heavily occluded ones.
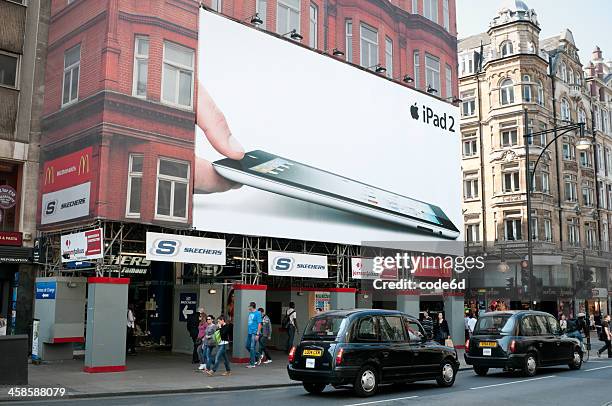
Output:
[285,302,297,353]
[127,304,136,355]
[467,313,477,337]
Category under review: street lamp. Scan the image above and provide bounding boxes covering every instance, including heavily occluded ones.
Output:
[282,29,303,41]
[367,64,387,74]
[523,108,588,308]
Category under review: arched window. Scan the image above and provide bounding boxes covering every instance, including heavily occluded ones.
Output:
[536,80,544,106]
[576,72,582,86]
[578,109,587,125]
[500,41,513,57]
[560,62,567,82]
[560,98,571,121]
[568,69,574,85]
[522,75,532,102]
[527,41,535,53]
[500,79,514,105]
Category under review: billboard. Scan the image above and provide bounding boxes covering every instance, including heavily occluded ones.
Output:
[41,147,92,225]
[267,251,328,279]
[60,228,103,263]
[194,10,462,247]
[145,232,226,265]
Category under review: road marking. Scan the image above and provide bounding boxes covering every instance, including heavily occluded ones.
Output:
[344,395,418,406]
[469,375,555,390]
[584,365,612,372]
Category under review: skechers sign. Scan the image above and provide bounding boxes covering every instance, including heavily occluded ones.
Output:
[145,232,226,265]
[267,251,328,279]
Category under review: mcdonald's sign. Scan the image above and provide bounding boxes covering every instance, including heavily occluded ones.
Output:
[41,147,93,194]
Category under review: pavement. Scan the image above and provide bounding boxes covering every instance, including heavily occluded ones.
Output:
[0,335,605,403]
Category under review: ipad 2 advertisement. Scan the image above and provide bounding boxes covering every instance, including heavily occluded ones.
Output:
[194,9,462,247]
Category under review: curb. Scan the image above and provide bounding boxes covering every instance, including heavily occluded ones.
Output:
[0,382,303,403]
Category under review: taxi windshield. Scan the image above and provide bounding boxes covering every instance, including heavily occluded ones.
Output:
[474,315,515,335]
[303,316,348,340]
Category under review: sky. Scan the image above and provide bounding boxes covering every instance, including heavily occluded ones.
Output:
[456,0,612,66]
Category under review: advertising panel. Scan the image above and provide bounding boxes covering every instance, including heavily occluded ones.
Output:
[41,182,90,225]
[60,228,103,263]
[194,10,462,248]
[0,231,22,247]
[267,251,328,279]
[145,232,226,265]
[42,147,92,194]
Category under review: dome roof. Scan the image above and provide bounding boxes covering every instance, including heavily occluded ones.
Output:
[491,0,538,28]
[499,0,530,12]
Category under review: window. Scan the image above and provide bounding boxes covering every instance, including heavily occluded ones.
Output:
[345,20,353,63]
[412,0,418,14]
[464,172,479,199]
[211,0,222,12]
[425,53,440,93]
[466,224,480,242]
[568,219,580,246]
[522,75,532,102]
[62,45,80,106]
[379,316,405,342]
[568,69,574,85]
[541,171,550,193]
[559,62,567,82]
[463,137,477,157]
[505,217,522,241]
[360,23,378,70]
[460,53,475,75]
[155,158,190,220]
[462,99,476,117]
[423,0,438,23]
[443,0,449,30]
[564,174,578,202]
[586,224,597,249]
[578,109,587,125]
[0,52,18,88]
[162,42,194,108]
[579,151,592,168]
[503,171,520,192]
[356,317,378,341]
[413,51,420,89]
[531,213,538,240]
[132,36,149,98]
[521,316,537,336]
[309,3,318,48]
[582,181,594,206]
[501,129,518,146]
[538,122,547,146]
[500,79,514,105]
[404,319,426,342]
[536,80,544,105]
[560,99,570,121]
[562,143,575,160]
[385,37,393,78]
[533,316,550,335]
[256,0,267,28]
[126,155,143,217]
[445,64,452,98]
[277,0,300,36]
[500,41,513,57]
[544,218,552,241]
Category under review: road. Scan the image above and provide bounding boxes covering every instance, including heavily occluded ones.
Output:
[5,362,612,406]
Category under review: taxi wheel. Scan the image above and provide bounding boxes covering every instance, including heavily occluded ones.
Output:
[302,382,326,394]
[436,360,456,387]
[568,349,582,370]
[522,353,538,377]
[353,365,379,397]
[473,366,489,376]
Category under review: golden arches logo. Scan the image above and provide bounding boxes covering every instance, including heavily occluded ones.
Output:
[45,166,54,185]
[78,154,90,175]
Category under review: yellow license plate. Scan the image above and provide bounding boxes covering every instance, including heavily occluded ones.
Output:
[478,341,497,348]
[303,349,322,357]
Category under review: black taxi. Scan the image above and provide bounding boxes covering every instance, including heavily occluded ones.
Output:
[464,310,582,377]
[287,309,459,397]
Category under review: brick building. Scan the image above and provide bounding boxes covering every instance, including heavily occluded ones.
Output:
[37,0,459,350]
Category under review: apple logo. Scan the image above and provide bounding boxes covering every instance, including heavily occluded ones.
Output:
[410,103,419,120]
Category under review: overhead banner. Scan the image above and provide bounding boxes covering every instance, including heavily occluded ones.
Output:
[42,147,92,194]
[267,251,328,279]
[41,182,90,225]
[145,232,226,265]
[194,10,462,248]
[60,228,103,263]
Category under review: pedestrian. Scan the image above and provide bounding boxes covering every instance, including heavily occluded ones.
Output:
[203,315,218,372]
[434,312,450,345]
[197,313,207,370]
[559,314,567,334]
[258,307,273,364]
[566,313,587,344]
[207,315,232,376]
[283,302,297,353]
[245,302,262,368]
[187,308,204,364]
[0,315,6,336]
[467,313,477,337]
[597,314,612,358]
[420,311,434,339]
[464,311,470,341]
[126,304,136,355]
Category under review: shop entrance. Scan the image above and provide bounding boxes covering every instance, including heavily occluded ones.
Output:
[0,265,17,332]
